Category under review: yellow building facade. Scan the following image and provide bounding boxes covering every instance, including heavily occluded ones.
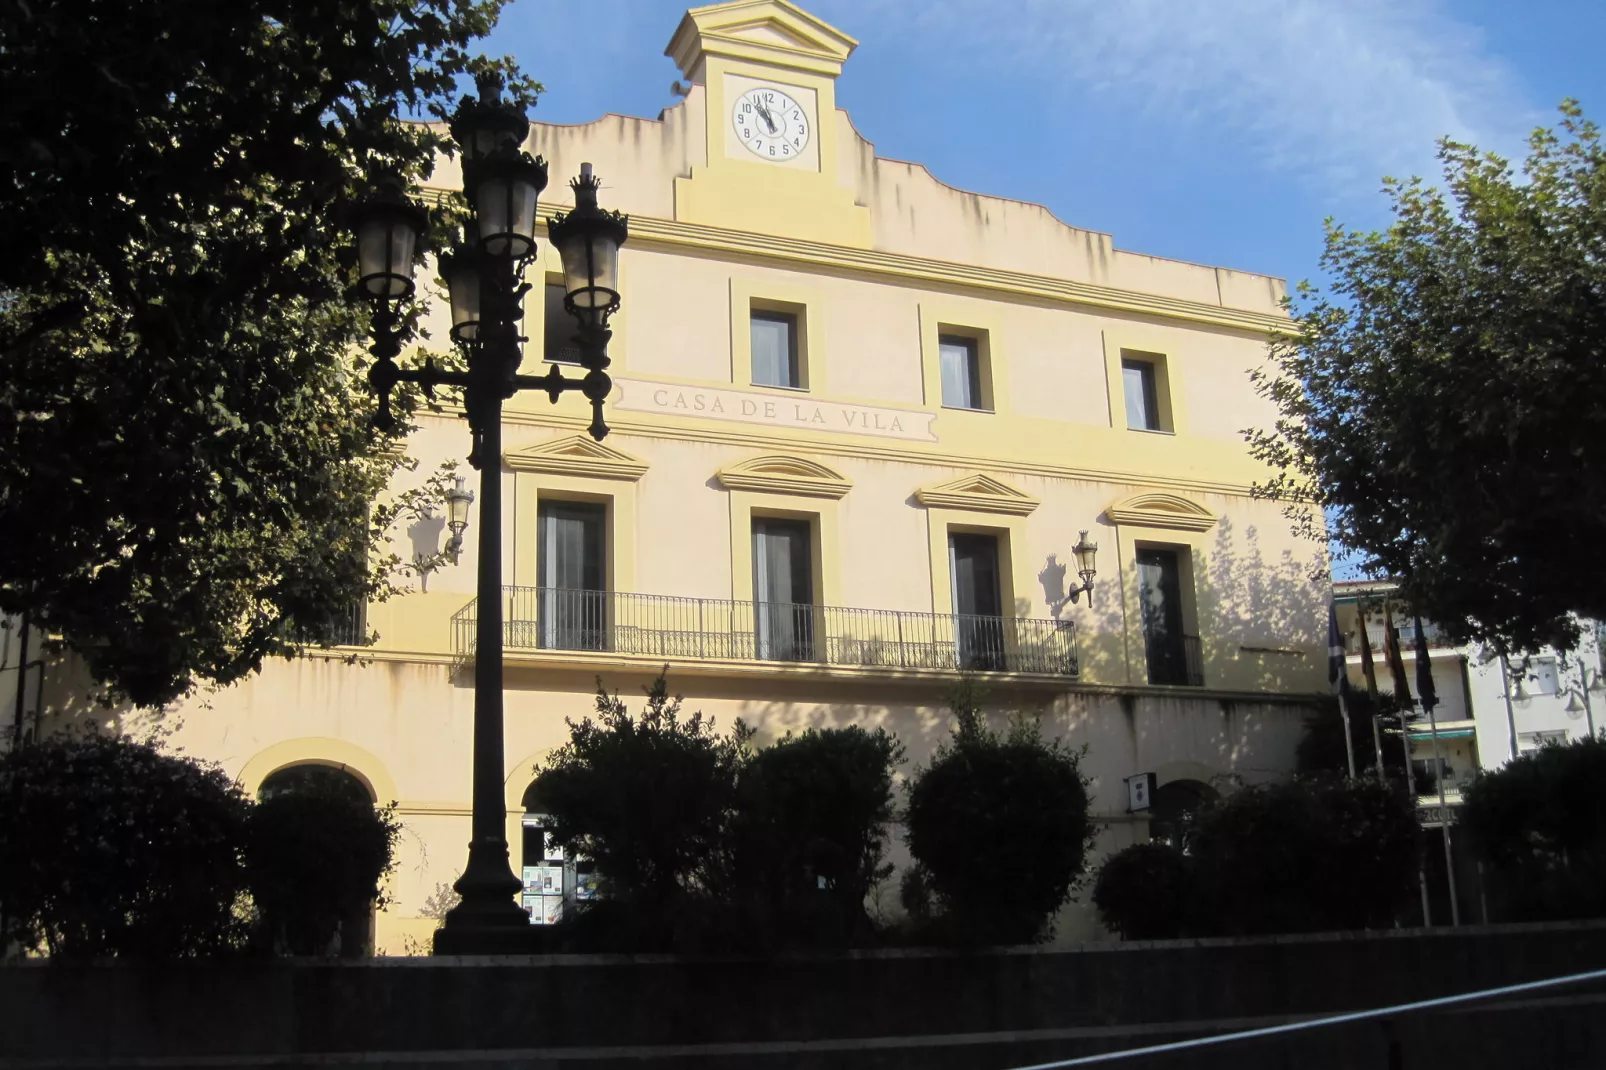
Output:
[80,1,1328,949]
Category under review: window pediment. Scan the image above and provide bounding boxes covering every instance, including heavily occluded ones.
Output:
[504,435,649,481]
[915,473,1039,516]
[1105,491,1216,531]
[716,454,851,499]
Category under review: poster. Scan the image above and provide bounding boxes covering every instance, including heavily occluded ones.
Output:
[573,871,599,901]
[539,895,563,925]
[535,865,564,895]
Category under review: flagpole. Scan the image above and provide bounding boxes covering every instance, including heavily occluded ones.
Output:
[1415,615,1460,927]
[1370,713,1385,776]
[1328,600,1357,780]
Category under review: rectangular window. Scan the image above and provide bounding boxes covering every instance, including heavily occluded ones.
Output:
[1123,358,1162,431]
[752,516,814,661]
[1527,656,1559,695]
[537,500,606,651]
[1137,547,1197,685]
[543,281,581,365]
[939,334,986,410]
[750,310,800,388]
[949,532,1005,671]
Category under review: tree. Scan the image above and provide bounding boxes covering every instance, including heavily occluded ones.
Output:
[1461,735,1606,921]
[0,1,535,705]
[245,766,401,957]
[0,734,251,957]
[1188,775,1420,936]
[728,725,904,946]
[1091,842,1193,941]
[533,674,749,930]
[1248,103,1606,654]
[1296,691,1411,785]
[903,681,1094,945]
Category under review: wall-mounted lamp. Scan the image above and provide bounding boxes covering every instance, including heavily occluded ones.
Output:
[1066,530,1098,604]
[444,476,475,564]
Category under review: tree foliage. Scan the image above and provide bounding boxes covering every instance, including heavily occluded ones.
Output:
[728,725,904,945]
[903,681,1094,945]
[1248,103,1606,653]
[1190,775,1420,936]
[1094,775,1420,939]
[533,674,749,917]
[245,766,400,957]
[1091,842,1194,941]
[0,734,251,957]
[1296,690,1411,785]
[1461,735,1606,920]
[0,1,534,705]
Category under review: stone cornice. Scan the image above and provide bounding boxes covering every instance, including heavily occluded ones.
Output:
[716,454,852,498]
[915,473,1040,516]
[1105,491,1219,532]
[504,434,649,481]
[417,188,1293,336]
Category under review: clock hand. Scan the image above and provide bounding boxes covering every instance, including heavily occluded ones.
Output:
[754,101,779,134]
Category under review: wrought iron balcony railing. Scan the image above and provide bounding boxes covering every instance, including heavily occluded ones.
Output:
[451,586,1079,677]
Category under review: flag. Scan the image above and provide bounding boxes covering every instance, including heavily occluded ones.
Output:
[1413,616,1438,712]
[1356,598,1380,701]
[1382,600,1413,707]
[1327,602,1352,697]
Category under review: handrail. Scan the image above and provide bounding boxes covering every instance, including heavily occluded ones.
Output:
[451,586,1078,677]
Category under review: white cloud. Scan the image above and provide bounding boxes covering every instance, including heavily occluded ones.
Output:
[840,0,1539,197]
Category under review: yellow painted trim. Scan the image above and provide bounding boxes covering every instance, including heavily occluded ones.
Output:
[236,738,400,804]
[728,488,841,606]
[430,192,1293,336]
[918,300,1011,415]
[668,0,858,79]
[716,453,851,498]
[915,473,1039,516]
[922,507,1032,619]
[1112,523,1212,688]
[504,434,649,481]
[729,274,828,392]
[491,406,1259,496]
[1106,491,1218,532]
[513,470,638,594]
[1101,327,1190,434]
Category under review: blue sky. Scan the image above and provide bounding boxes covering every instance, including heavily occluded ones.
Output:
[485,0,1606,290]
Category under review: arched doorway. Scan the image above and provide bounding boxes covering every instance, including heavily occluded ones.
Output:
[519,783,597,925]
[1148,778,1218,848]
[256,763,379,956]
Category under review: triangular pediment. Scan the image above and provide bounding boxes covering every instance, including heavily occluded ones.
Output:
[915,473,1039,516]
[668,1,857,78]
[504,435,648,481]
[1105,492,1217,532]
[717,454,851,498]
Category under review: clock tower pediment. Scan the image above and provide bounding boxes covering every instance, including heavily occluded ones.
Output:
[666,0,871,247]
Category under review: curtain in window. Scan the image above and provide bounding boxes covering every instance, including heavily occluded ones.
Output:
[753,518,813,660]
[538,502,605,650]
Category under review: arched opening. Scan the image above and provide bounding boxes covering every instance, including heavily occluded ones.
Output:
[519,783,596,925]
[256,762,380,956]
[1148,778,1218,848]
[259,763,375,805]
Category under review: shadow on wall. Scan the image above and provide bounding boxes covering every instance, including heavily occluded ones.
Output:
[1037,515,1323,695]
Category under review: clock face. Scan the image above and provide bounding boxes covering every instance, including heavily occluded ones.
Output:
[732,86,809,161]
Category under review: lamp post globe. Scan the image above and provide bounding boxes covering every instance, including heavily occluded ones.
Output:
[439,238,486,343]
[471,144,547,259]
[353,174,429,302]
[547,164,628,326]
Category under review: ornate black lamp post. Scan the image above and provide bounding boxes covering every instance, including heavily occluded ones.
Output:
[350,74,628,953]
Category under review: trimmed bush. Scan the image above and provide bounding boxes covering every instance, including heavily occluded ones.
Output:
[1092,843,1193,940]
[729,725,904,946]
[534,673,747,943]
[1461,734,1606,920]
[245,766,399,956]
[1190,775,1419,935]
[903,682,1093,945]
[0,734,250,957]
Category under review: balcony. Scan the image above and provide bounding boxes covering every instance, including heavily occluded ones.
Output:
[451,586,1079,677]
